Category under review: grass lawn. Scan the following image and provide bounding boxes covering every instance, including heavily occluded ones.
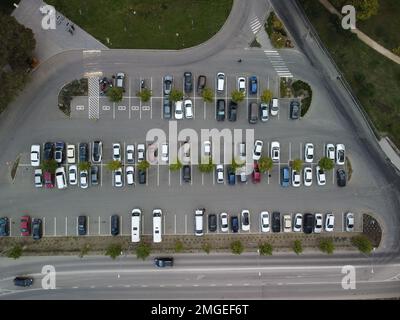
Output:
[46,0,233,49]
[0,0,20,14]
[299,0,400,147]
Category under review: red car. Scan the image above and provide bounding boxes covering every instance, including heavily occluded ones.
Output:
[44,171,54,189]
[20,216,31,236]
[252,162,261,183]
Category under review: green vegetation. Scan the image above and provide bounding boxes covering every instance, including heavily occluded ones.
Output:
[351,235,373,254]
[318,157,334,171]
[299,0,400,147]
[174,240,184,253]
[202,87,214,103]
[231,241,244,255]
[105,244,122,260]
[135,242,151,260]
[6,244,23,259]
[230,159,245,171]
[169,159,182,171]
[137,160,150,171]
[169,88,184,102]
[265,12,292,48]
[330,0,379,21]
[346,156,353,181]
[292,80,313,117]
[319,238,335,254]
[280,78,292,98]
[78,244,90,258]
[202,243,212,254]
[258,156,273,173]
[260,89,273,103]
[198,158,215,173]
[47,0,233,49]
[58,78,88,116]
[258,242,273,256]
[231,90,245,103]
[293,240,303,255]
[106,160,122,171]
[291,159,303,172]
[78,161,91,171]
[41,159,58,174]
[107,87,123,102]
[136,88,152,102]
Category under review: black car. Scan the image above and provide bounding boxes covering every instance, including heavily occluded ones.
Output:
[303,213,314,234]
[0,217,9,236]
[138,169,146,184]
[272,212,281,233]
[163,97,172,119]
[79,142,88,163]
[154,257,174,268]
[216,99,226,121]
[228,101,238,121]
[163,75,173,95]
[92,141,102,162]
[32,218,42,240]
[78,215,87,236]
[197,75,206,95]
[337,169,346,187]
[231,216,239,233]
[208,214,217,232]
[111,214,119,236]
[43,142,54,160]
[227,166,236,185]
[13,276,33,287]
[182,165,191,183]
[290,100,301,119]
[54,141,65,163]
[91,165,99,185]
[183,71,193,93]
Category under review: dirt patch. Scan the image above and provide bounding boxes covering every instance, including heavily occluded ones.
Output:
[362,214,382,247]
[10,155,20,181]
[346,156,353,181]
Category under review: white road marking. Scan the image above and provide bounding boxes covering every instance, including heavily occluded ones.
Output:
[157,163,159,186]
[87,216,90,236]
[65,217,68,236]
[174,214,177,234]
[185,214,187,234]
[76,217,78,236]
[98,216,101,235]
[113,102,115,119]
[54,217,56,236]
[43,217,46,236]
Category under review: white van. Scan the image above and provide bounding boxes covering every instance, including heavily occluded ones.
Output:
[55,167,67,189]
[216,72,225,93]
[153,209,162,243]
[194,209,205,236]
[131,208,141,243]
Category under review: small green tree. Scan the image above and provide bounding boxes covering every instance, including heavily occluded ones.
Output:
[169,159,183,171]
[202,87,214,103]
[107,87,123,102]
[137,160,150,171]
[258,156,273,173]
[6,244,23,259]
[259,242,273,256]
[351,235,373,254]
[198,158,214,173]
[78,161,91,171]
[135,242,151,260]
[231,90,245,103]
[41,159,58,174]
[136,88,152,102]
[174,240,184,253]
[169,88,184,102]
[231,241,244,255]
[318,157,334,171]
[231,159,245,172]
[78,244,90,258]
[319,238,335,254]
[293,240,303,255]
[106,160,122,171]
[291,158,303,172]
[202,243,212,254]
[105,244,122,260]
[260,89,273,103]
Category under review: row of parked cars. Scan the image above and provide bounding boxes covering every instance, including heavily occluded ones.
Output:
[0,216,43,239]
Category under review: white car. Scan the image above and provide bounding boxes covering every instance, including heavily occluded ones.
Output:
[137,144,145,162]
[303,167,313,187]
[304,143,314,163]
[153,209,163,243]
[216,164,224,184]
[253,140,263,160]
[68,165,78,185]
[315,166,326,186]
[293,213,302,232]
[204,141,211,158]
[67,144,76,164]
[241,210,250,231]
[126,144,135,164]
[161,143,169,163]
[182,142,190,164]
[271,141,280,162]
[325,144,335,161]
[112,143,121,161]
[325,213,335,232]
[30,144,40,167]
[260,211,270,233]
[336,144,345,165]
[79,170,88,189]
[314,213,323,233]
[237,77,246,93]
[292,169,301,187]
[175,100,184,120]
[283,214,292,232]
[220,212,229,232]
[34,169,43,188]
[238,142,246,162]
[184,99,193,119]
[346,212,354,232]
[270,98,279,116]
[131,208,141,243]
[126,166,135,185]
[216,72,225,92]
[114,168,123,188]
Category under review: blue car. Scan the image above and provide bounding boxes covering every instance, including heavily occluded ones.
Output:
[227,167,236,185]
[231,216,239,233]
[281,167,290,187]
[249,76,257,95]
[0,217,9,236]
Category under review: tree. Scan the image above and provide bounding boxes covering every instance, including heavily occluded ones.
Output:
[319,238,335,254]
[78,161,91,171]
[105,244,122,260]
[291,158,303,172]
[351,235,373,254]
[106,160,122,171]
[201,87,214,103]
[169,88,183,102]
[41,159,58,174]
[174,240,184,253]
[202,243,212,254]
[270,31,287,48]
[136,88,152,102]
[135,242,151,260]
[259,243,273,256]
[392,46,400,57]
[354,0,379,21]
[231,241,244,255]
[318,157,334,171]
[198,158,214,173]
[293,240,303,255]
[107,87,123,102]
[231,159,245,172]
[231,90,245,103]
[169,159,182,171]
[6,244,23,259]
[260,89,273,103]
[137,160,150,171]
[258,156,273,173]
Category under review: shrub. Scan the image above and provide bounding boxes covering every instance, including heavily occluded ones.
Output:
[137,160,150,171]
[169,88,184,102]
[258,157,273,173]
[260,89,273,103]
[105,244,122,260]
[259,243,273,256]
[351,235,373,254]
[231,90,245,103]
[202,87,214,103]
[169,160,182,171]
[202,243,212,254]
[41,159,58,174]
[136,88,152,102]
[6,244,23,259]
[318,157,334,171]
[135,242,151,260]
[231,241,244,255]
[78,161,91,171]
[106,160,122,171]
[291,158,303,172]
[293,240,303,255]
[107,87,123,102]
[174,240,184,253]
[319,238,335,254]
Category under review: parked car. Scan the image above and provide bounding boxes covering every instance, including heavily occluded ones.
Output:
[325,213,335,232]
[161,143,169,163]
[0,217,10,236]
[203,141,211,158]
[13,277,33,287]
[260,211,270,233]
[78,215,87,235]
[174,100,184,120]
[220,213,229,232]
[238,168,247,183]
[231,215,239,233]
[153,209,162,243]
[272,212,281,233]
[239,142,246,162]
[292,169,301,187]
[304,143,314,163]
[68,165,78,185]
[303,167,313,187]
[154,257,173,268]
[20,216,31,236]
[283,214,292,232]
[303,213,314,234]
[345,212,354,232]
[91,166,99,185]
[54,142,65,163]
[216,164,224,184]
[253,140,263,160]
[55,167,67,189]
[336,144,346,165]
[326,143,335,161]
[314,213,323,233]
[182,165,191,183]
[34,169,43,188]
[197,75,206,95]
[337,169,346,187]
[43,142,54,160]
[92,141,102,163]
[271,141,280,162]
[248,102,258,124]
[270,98,279,116]
[79,170,88,189]
[281,167,290,187]
[163,75,173,95]
[316,166,326,186]
[163,97,172,119]
[216,72,225,93]
[44,171,54,189]
[208,214,217,232]
[114,168,123,188]
[79,142,88,163]
[32,218,42,240]
[227,166,236,185]
[126,144,135,164]
[184,99,193,119]
[137,144,145,162]
[138,169,146,184]
[237,77,246,93]
[131,208,141,242]
[112,143,121,161]
[115,72,125,91]
[260,103,269,122]
[228,101,238,121]
[184,71,193,93]
[241,210,250,231]
[249,76,257,94]
[111,214,119,236]
[182,142,190,164]
[252,162,261,183]
[290,100,301,119]
[67,144,76,164]
[216,99,226,121]
[126,166,135,185]
[293,213,302,232]
[194,209,204,237]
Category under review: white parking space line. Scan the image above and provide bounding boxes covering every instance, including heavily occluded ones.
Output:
[120,215,123,236]
[113,102,116,119]
[203,101,206,120]
[150,77,153,119]
[109,216,111,235]
[267,171,270,184]
[190,164,193,185]
[267,76,270,89]
[141,214,144,236]
[157,164,160,186]
[288,142,292,163]
[332,169,335,184]
[54,217,56,236]
[43,217,46,236]
[342,212,344,232]
[278,162,281,185]
[76,217,78,236]
[139,92,142,119]
[168,169,171,186]
[100,162,103,186]
[9,218,12,236]
[202,173,204,185]
[185,215,187,234]
[98,216,101,235]
[146,168,149,186]
[174,214,177,234]
[129,76,131,119]
[65,217,67,235]
[163,214,166,234]
[87,216,90,236]
[299,142,303,161]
